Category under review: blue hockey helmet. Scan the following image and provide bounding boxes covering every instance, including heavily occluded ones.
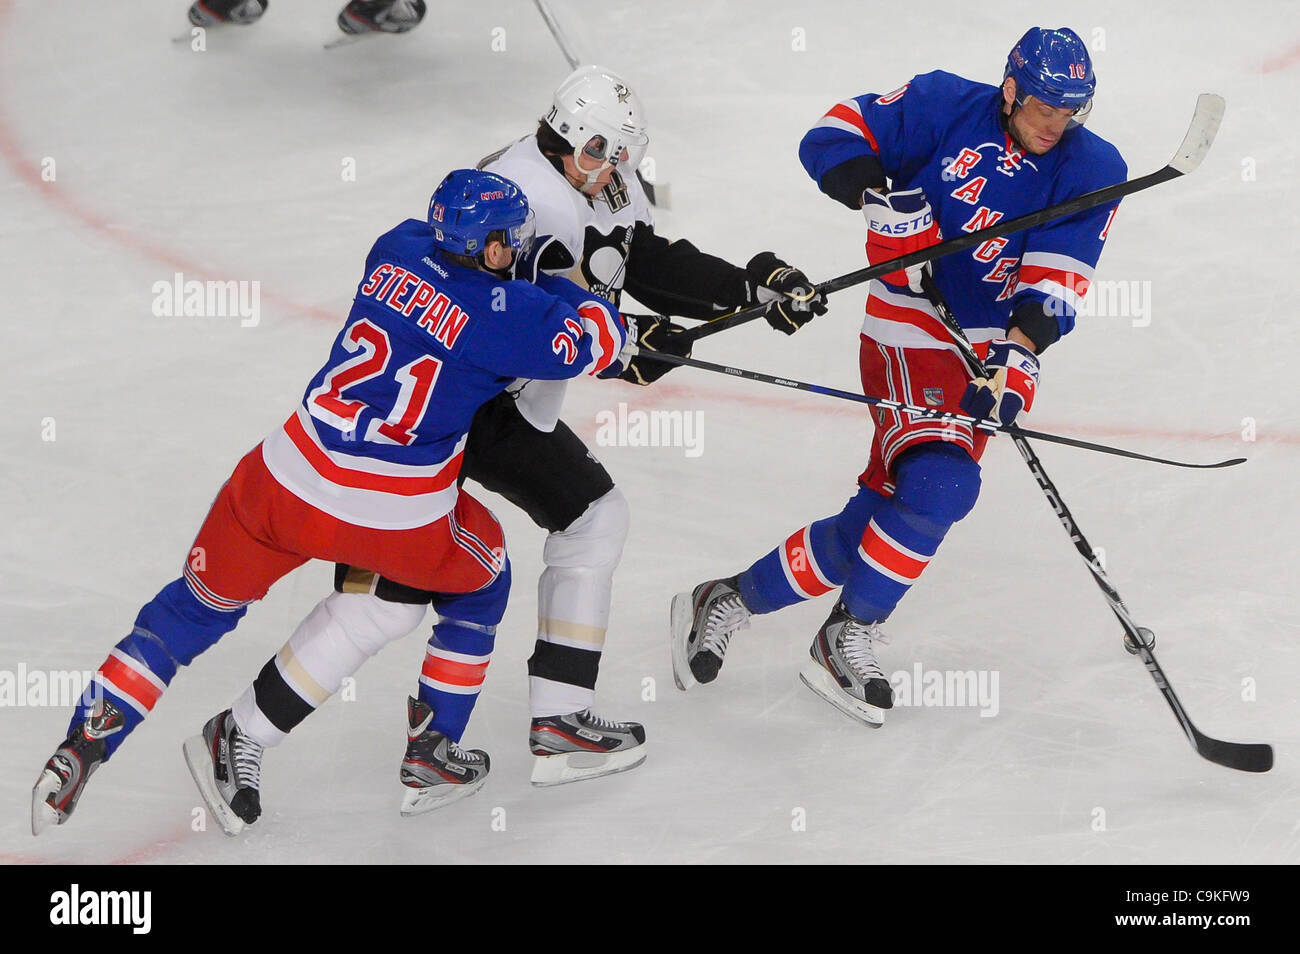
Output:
[427,169,535,257]
[1004,27,1095,124]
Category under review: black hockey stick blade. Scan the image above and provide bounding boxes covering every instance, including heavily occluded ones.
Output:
[1191,728,1274,773]
[1141,638,1274,773]
[684,93,1226,345]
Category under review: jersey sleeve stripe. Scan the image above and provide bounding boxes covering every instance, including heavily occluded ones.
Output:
[1020,251,1096,281]
[820,102,880,152]
[578,301,622,376]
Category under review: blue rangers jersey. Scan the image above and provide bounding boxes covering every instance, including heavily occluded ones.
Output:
[261,218,626,530]
[800,70,1127,355]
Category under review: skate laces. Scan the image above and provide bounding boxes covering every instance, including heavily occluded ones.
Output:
[577,709,626,732]
[702,591,750,657]
[840,618,888,681]
[231,730,264,790]
[446,740,481,764]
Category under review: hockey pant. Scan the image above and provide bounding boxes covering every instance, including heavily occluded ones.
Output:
[69,443,506,758]
[738,341,987,623]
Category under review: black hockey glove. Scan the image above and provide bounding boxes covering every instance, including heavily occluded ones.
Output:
[746,251,827,335]
[617,314,693,386]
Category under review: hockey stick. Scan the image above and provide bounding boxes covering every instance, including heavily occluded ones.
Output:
[640,350,1244,470]
[918,275,1272,773]
[681,93,1226,346]
[532,0,669,208]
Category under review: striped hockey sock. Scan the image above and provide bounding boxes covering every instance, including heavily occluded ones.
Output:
[737,486,890,614]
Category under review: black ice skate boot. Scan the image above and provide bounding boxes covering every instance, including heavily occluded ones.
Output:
[31,699,126,835]
[399,697,490,816]
[337,0,427,35]
[529,709,646,787]
[670,576,751,690]
[800,601,894,727]
[183,709,264,836]
[187,0,269,27]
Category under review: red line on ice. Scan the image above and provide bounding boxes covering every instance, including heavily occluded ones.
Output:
[0,0,336,325]
[1262,41,1300,73]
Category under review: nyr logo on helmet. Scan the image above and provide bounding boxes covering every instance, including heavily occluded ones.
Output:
[479,190,506,200]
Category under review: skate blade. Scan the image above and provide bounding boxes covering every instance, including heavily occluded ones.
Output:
[182,735,245,837]
[798,661,885,728]
[669,591,697,691]
[324,31,384,50]
[31,769,62,836]
[530,745,647,788]
[399,776,487,816]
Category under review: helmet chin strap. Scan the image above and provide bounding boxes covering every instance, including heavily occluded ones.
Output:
[572,147,613,194]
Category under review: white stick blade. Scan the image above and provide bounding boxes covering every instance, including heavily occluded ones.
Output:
[1168,93,1226,174]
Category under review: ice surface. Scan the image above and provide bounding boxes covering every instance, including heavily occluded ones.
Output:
[1,0,1296,864]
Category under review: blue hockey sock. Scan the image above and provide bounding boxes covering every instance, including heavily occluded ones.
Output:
[841,443,981,622]
[738,486,889,614]
[417,560,509,742]
[71,576,247,759]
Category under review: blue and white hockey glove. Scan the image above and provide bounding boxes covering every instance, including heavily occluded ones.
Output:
[960,338,1040,427]
[863,187,941,293]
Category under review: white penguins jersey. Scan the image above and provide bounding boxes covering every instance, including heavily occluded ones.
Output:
[481,135,653,431]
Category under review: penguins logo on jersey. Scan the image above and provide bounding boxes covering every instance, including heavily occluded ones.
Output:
[581,222,635,303]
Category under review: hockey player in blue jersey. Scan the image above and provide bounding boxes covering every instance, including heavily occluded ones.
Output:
[196,65,827,804]
[671,27,1128,725]
[32,170,630,834]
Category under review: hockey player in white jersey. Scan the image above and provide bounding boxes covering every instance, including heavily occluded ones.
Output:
[206,65,826,809]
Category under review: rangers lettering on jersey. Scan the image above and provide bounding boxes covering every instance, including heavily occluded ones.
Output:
[802,69,1126,354]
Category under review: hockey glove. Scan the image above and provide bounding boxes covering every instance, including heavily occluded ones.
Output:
[617,314,693,386]
[746,252,827,335]
[863,187,941,293]
[960,338,1040,427]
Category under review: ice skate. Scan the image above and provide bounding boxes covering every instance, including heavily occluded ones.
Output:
[529,708,646,787]
[799,602,894,727]
[183,709,264,836]
[31,699,125,836]
[336,0,425,35]
[186,0,268,27]
[670,576,750,690]
[399,697,490,816]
